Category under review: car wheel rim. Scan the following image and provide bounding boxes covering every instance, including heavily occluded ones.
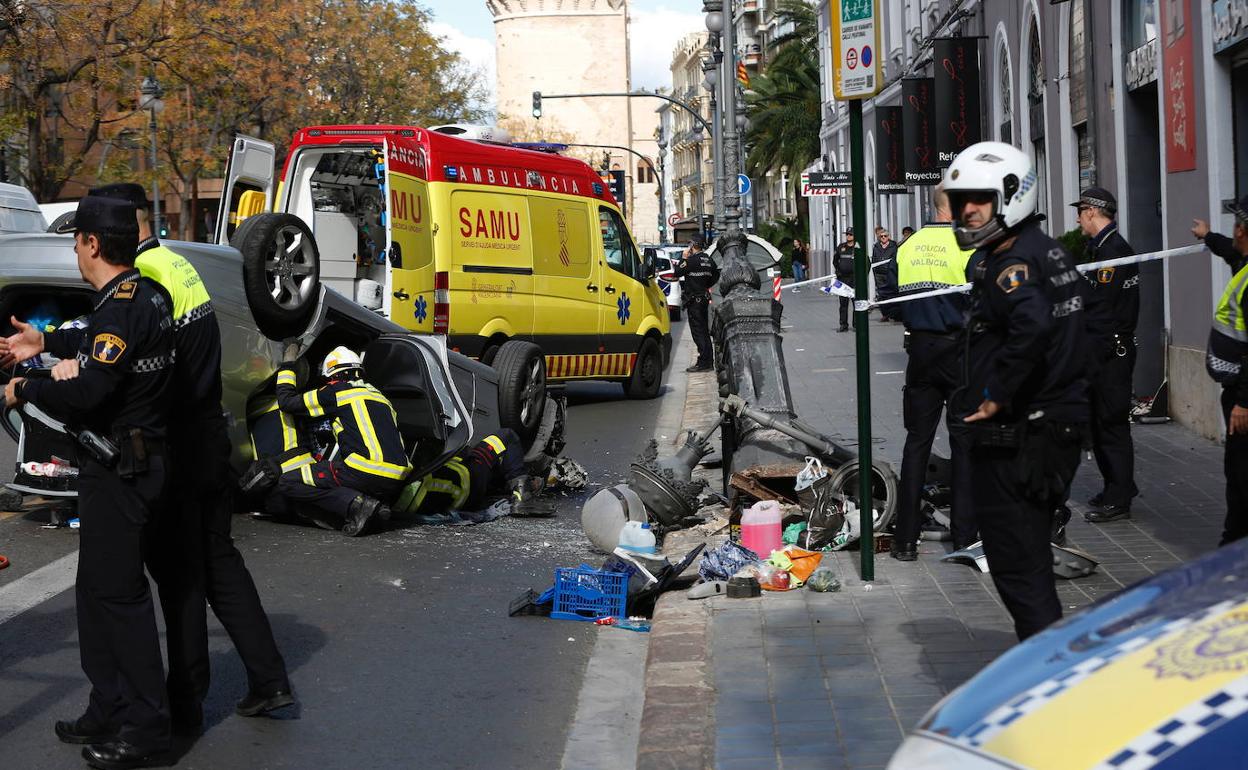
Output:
[264,225,317,310]
[519,358,546,424]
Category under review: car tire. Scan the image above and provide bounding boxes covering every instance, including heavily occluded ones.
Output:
[479,343,500,367]
[669,306,682,322]
[624,336,663,400]
[232,213,321,340]
[493,340,546,445]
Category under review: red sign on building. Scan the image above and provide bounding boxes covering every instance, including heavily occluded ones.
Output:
[1161,0,1196,173]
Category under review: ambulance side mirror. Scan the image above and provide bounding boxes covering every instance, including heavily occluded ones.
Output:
[643,253,657,280]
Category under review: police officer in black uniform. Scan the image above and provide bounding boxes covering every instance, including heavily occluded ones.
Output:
[674,233,720,372]
[944,142,1090,641]
[85,184,294,727]
[833,228,858,331]
[1069,188,1140,523]
[2,196,176,768]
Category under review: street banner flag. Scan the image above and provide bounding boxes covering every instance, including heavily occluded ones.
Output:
[901,77,940,185]
[737,61,750,88]
[876,106,906,194]
[933,38,983,167]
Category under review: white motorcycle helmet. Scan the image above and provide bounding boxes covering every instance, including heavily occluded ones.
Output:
[943,141,1039,250]
[321,345,363,378]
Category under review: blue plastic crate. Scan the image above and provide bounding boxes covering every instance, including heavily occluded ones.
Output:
[550,567,628,622]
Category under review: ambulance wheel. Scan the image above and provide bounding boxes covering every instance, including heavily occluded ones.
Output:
[494,341,546,444]
[234,213,321,340]
[625,337,663,400]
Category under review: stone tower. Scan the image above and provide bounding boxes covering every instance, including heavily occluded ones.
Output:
[489,0,656,240]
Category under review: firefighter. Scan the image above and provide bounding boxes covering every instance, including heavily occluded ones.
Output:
[393,428,542,519]
[3,196,176,768]
[1069,188,1140,523]
[268,346,412,536]
[88,183,294,729]
[945,141,1090,641]
[674,233,720,372]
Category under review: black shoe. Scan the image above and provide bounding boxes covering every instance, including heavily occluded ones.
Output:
[236,688,296,717]
[81,741,170,770]
[342,495,387,537]
[55,716,116,745]
[1087,493,1105,508]
[1051,505,1072,546]
[837,326,849,333]
[1084,504,1131,523]
[890,542,917,561]
[685,362,712,373]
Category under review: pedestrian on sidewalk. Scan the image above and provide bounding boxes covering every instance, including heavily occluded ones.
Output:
[675,233,720,372]
[900,226,915,243]
[891,186,977,561]
[833,228,858,332]
[1192,198,1248,546]
[871,227,900,321]
[1069,188,1140,526]
[946,141,1090,641]
[789,238,808,290]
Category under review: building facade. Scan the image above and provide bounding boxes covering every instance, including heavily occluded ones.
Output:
[812,0,1240,440]
[670,31,715,231]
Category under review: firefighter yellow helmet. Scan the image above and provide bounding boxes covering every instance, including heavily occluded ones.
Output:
[321,346,363,378]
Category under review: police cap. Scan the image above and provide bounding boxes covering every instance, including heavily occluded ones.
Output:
[1069,186,1117,215]
[688,233,707,249]
[55,196,139,236]
[88,183,152,210]
[1224,193,1248,227]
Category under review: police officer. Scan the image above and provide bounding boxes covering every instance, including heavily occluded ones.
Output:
[891,186,977,560]
[1194,196,1248,546]
[88,184,294,727]
[2,196,176,768]
[268,346,412,535]
[833,227,858,331]
[393,428,541,518]
[944,141,1089,641]
[674,234,720,372]
[1069,188,1140,523]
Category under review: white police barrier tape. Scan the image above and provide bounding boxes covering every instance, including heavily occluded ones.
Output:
[781,244,1207,311]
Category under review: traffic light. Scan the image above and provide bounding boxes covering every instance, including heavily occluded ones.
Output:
[532,91,542,118]
[157,216,168,239]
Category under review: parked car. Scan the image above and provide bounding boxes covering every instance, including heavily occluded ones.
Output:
[888,538,1248,769]
[215,124,671,414]
[0,231,518,504]
[642,245,684,321]
[0,183,47,235]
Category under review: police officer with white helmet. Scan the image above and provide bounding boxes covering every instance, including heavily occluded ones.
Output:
[945,141,1090,641]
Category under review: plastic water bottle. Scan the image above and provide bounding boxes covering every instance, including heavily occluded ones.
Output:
[740,500,783,558]
[21,461,77,478]
[617,521,657,554]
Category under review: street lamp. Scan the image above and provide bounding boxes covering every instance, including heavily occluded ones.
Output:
[656,132,668,241]
[139,74,165,238]
[702,54,724,231]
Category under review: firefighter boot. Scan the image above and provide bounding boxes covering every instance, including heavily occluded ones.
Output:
[343,494,390,537]
[507,476,551,518]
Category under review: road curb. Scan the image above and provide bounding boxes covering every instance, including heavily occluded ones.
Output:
[637,358,722,770]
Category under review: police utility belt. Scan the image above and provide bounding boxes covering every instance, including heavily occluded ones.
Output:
[72,425,161,478]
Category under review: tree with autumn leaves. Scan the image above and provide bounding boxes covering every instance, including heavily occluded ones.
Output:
[0,0,485,237]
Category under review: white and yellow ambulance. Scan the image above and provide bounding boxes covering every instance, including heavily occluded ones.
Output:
[216,125,672,435]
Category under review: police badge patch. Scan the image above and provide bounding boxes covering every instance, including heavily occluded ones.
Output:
[91,333,127,364]
[1097,267,1116,284]
[1146,610,1248,681]
[996,264,1030,293]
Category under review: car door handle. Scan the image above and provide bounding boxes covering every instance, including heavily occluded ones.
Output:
[604,284,617,294]
[393,290,410,301]
[586,283,599,292]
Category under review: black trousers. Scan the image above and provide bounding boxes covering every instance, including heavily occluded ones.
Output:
[77,457,170,750]
[686,299,712,365]
[271,460,403,527]
[462,429,525,511]
[1221,389,1248,546]
[1090,344,1138,507]
[971,422,1082,640]
[150,418,290,716]
[895,333,975,548]
[838,295,852,328]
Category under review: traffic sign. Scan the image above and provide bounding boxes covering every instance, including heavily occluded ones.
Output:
[831,0,881,100]
[737,174,751,195]
[667,213,681,227]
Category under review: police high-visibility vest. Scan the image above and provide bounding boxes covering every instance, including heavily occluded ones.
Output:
[895,224,974,292]
[136,245,212,325]
[1207,262,1248,382]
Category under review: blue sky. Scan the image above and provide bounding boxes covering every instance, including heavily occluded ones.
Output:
[425,0,705,113]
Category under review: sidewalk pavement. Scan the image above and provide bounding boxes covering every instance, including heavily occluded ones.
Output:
[637,291,1228,770]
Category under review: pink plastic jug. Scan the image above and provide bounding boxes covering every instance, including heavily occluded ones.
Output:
[740,500,783,558]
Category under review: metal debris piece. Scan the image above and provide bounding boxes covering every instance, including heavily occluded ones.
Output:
[941,540,1100,579]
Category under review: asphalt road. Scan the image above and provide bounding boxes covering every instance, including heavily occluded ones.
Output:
[0,361,676,768]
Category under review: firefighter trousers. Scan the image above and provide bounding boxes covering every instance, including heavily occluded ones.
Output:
[271,459,403,527]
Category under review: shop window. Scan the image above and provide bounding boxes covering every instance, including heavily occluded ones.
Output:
[1125,0,1158,50]
[1069,0,1089,126]
[1076,123,1096,189]
[998,44,1013,144]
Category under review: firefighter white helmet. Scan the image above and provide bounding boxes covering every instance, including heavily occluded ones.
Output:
[943,141,1038,250]
[321,346,363,378]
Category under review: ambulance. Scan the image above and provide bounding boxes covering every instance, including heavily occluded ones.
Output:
[215,125,672,437]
